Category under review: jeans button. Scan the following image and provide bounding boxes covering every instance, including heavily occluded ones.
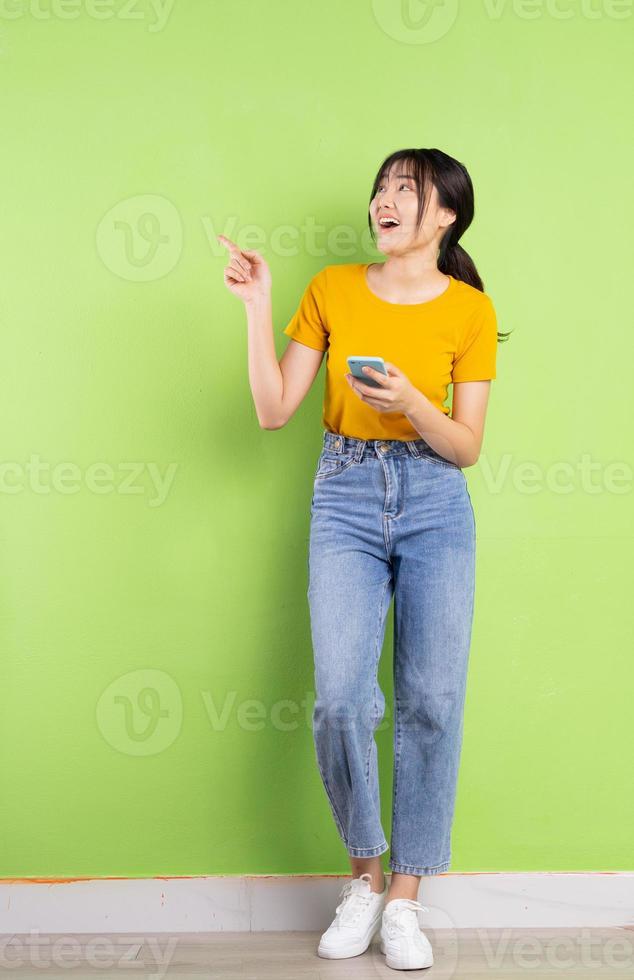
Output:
[378,442,389,453]
[334,437,342,449]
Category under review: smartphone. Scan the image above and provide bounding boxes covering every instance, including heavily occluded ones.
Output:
[347,356,388,389]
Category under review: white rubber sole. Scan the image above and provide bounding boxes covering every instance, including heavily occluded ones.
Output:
[379,937,434,970]
[317,915,382,959]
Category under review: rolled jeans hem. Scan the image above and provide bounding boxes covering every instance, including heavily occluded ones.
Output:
[347,841,390,858]
[389,859,451,876]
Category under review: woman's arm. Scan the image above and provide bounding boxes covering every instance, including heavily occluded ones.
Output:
[404,380,492,468]
[246,296,324,428]
[219,235,324,429]
[347,363,492,468]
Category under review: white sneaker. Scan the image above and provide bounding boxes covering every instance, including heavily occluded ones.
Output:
[379,898,434,970]
[317,872,387,959]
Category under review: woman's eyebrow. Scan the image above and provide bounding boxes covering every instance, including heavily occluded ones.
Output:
[381,173,418,181]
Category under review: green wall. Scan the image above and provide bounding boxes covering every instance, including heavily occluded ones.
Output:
[0,0,632,877]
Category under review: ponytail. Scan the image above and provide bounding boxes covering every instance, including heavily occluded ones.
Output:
[438,240,483,292]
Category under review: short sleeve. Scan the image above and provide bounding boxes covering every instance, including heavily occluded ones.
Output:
[282,269,329,352]
[452,295,497,382]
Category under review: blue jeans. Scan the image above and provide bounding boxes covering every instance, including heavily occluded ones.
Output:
[308,429,476,876]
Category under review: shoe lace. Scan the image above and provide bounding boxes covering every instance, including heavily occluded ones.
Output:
[334,880,374,926]
[384,899,430,935]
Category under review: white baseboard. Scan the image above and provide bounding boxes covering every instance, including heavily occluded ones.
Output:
[0,873,632,934]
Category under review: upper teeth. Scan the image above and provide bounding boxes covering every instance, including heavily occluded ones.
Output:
[379,217,399,226]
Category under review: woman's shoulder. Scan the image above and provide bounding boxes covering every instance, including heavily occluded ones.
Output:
[451,276,496,312]
[446,279,496,329]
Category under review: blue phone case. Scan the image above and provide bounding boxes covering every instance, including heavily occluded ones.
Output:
[347,356,387,388]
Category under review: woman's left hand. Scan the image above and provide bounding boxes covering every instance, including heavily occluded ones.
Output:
[346,362,419,415]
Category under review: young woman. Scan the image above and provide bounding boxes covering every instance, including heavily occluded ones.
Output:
[219,147,508,971]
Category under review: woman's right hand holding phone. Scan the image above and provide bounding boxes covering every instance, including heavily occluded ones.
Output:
[218,234,271,304]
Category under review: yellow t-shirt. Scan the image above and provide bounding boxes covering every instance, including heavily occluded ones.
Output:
[282,262,498,441]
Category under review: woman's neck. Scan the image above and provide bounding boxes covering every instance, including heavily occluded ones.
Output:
[367,258,450,304]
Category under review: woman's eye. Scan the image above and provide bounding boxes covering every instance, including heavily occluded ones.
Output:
[377,183,411,193]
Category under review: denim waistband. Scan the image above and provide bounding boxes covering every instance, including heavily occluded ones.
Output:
[322,429,446,462]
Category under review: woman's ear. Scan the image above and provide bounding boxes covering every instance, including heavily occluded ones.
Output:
[440,207,457,230]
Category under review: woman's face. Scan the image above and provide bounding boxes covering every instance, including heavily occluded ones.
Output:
[369,165,454,257]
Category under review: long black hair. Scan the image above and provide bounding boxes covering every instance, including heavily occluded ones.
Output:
[368,148,511,342]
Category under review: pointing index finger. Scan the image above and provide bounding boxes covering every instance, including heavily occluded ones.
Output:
[217,234,252,276]
[217,234,241,254]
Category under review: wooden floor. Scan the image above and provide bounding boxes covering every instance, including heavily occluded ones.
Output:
[2,927,632,977]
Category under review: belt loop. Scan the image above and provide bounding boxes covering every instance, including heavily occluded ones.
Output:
[406,440,421,458]
[354,438,365,463]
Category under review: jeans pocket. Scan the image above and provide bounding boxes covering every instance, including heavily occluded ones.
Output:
[314,451,356,481]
